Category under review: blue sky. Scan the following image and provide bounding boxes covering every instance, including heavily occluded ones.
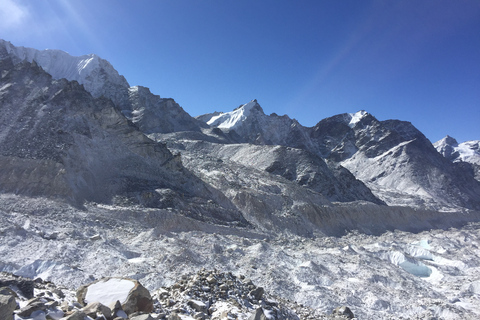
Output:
[1,0,479,143]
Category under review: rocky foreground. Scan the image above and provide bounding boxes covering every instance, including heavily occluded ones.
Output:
[0,271,355,320]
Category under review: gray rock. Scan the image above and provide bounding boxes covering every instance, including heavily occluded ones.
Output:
[248,307,268,320]
[193,311,207,320]
[16,297,46,317]
[249,287,264,301]
[60,310,88,320]
[332,306,354,319]
[130,314,155,320]
[81,301,112,319]
[188,299,207,312]
[0,289,16,320]
[167,312,182,320]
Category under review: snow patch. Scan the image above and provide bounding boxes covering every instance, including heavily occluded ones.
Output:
[84,278,135,306]
[207,100,258,130]
[15,260,74,281]
[457,141,480,165]
[348,110,368,128]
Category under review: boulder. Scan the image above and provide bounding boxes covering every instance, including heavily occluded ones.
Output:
[60,310,88,320]
[16,297,47,317]
[81,301,112,319]
[188,299,207,313]
[130,314,155,320]
[0,288,16,320]
[249,287,264,301]
[77,277,153,315]
[248,307,269,320]
[332,306,355,319]
[167,313,182,320]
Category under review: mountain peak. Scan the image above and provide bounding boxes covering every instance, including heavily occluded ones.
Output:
[1,39,130,105]
[347,110,369,128]
[207,99,264,129]
[436,135,459,148]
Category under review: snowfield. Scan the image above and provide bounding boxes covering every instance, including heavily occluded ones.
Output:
[1,194,479,319]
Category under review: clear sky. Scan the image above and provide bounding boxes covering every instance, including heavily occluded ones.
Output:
[1,0,479,143]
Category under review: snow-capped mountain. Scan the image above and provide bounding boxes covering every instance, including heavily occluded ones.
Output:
[200,102,480,211]
[322,112,480,210]
[435,136,480,181]
[0,39,130,106]
[201,99,313,149]
[0,39,203,135]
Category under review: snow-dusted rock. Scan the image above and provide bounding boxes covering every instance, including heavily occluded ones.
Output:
[124,86,205,134]
[16,297,49,317]
[332,306,354,319]
[200,100,480,211]
[129,314,155,320]
[77,277,153,315]
[319,112,480,210]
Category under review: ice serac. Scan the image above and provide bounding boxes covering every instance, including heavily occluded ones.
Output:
[435,136,480,181]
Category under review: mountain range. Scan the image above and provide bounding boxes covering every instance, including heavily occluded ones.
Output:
[1,39,480,319]
[2,39,479,215]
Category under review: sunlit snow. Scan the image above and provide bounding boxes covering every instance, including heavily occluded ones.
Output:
[207,100,258,129]
[84,278,135,306]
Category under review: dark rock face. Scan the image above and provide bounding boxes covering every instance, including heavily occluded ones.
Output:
[328,114,480,210]
[123,86,206,134]
[0,58,179,204]
[310,114,358,161]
